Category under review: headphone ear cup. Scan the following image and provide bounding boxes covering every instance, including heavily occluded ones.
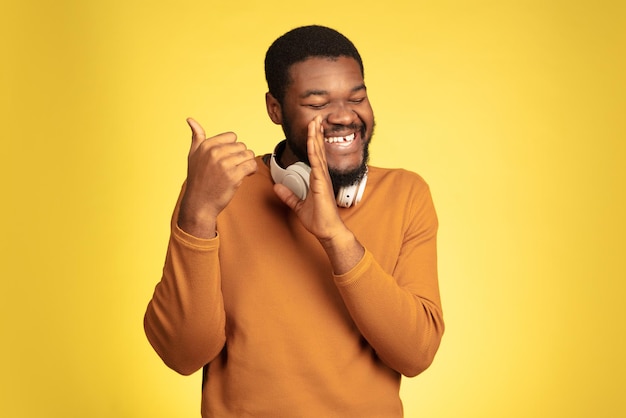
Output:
[282,162,310,200]
[336,183,358,208]
[270,150,311,200]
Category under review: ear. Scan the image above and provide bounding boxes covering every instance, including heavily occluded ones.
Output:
[265,92,283,125]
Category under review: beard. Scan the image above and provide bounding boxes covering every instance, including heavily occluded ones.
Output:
[281,115,374,195]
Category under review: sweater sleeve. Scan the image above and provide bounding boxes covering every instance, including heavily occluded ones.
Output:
[334,183,444,377]
[143,190,227,376]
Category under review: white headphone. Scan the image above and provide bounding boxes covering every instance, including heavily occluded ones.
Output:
[269,141,367,208]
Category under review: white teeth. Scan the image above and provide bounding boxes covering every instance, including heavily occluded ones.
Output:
[325,133,355,143]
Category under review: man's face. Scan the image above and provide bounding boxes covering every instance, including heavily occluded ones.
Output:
[278,56,375,188]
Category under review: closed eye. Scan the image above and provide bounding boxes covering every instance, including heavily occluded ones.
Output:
[349,97,366,104]
[306,103,328,109]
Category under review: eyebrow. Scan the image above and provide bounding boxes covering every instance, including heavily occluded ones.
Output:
[300,84,367,99]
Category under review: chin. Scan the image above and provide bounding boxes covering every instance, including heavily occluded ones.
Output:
[329,150,369,190]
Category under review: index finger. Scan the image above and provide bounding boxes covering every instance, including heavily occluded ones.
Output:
[307,115,327,169]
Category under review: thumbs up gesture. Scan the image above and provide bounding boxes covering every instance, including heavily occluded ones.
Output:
[177,118,258,238]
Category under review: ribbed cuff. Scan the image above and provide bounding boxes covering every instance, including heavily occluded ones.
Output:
[172,223,219,250]
[333,249,371,287]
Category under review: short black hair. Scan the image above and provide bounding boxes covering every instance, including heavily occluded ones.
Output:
[264,25,364,105]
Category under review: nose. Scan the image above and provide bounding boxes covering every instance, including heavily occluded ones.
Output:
[326,102,356,126]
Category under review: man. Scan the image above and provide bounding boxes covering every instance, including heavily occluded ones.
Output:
[145,25,444,417]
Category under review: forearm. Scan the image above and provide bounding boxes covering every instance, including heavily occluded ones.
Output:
[144,225,226,375]
[334,250,444,377]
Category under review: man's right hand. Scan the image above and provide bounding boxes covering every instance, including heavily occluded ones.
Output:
[177,117,258,238]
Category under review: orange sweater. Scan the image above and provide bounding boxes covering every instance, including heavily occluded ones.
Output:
[145,156,444,417]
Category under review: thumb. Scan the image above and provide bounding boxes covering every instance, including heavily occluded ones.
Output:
[273,183,303,211]
[186,117,206,152]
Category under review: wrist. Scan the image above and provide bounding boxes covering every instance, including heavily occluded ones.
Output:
[177,207,217,239]
[319,228,354,251]
[320,229,365,275]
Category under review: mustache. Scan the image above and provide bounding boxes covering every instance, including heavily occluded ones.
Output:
[325,123,365,135]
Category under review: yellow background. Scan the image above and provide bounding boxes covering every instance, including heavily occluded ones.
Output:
[1,0,624,416]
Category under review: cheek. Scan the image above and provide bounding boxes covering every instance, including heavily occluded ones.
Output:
[358,110,375,132]
[293,120,310,139]
[286,109,314,132]
[356,104,374,122]
[299,118,321,139]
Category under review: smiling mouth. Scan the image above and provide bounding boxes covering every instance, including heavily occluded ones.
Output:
[324,132,356,144]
